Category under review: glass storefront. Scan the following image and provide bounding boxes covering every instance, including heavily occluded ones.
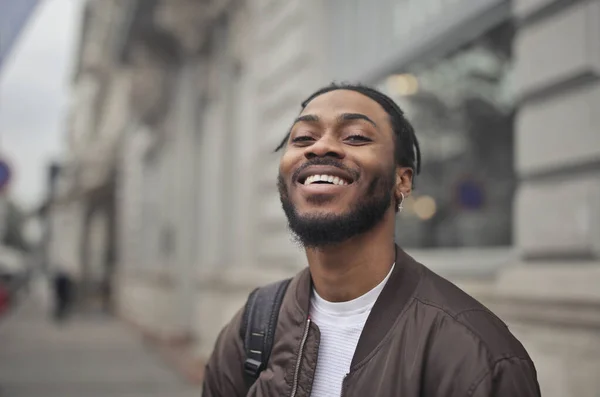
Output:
[378,22,516,248]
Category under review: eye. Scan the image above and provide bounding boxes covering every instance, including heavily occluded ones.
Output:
[345,134,372,144]
[291,135,315,144]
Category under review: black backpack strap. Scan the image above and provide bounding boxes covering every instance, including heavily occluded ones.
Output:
[240,278,292,385]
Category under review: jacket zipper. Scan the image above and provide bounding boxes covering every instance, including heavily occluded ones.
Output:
[340,374,348,397]
[290,318,311,397]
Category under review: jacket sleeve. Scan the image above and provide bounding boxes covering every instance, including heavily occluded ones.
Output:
[469,357,541,397]
[202,308,248,397]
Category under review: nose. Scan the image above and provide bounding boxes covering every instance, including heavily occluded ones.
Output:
[304,135,345,160]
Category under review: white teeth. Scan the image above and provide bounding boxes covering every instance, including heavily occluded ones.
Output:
[303,174,349,186]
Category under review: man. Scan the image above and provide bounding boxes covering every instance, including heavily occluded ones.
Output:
[202,83,541,396]
[0,279,9,317]
[53,269,74,322]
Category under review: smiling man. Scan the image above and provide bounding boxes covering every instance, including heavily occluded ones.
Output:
[202,83,541,397]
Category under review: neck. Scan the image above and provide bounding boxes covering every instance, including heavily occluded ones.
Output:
[306,210,397,302]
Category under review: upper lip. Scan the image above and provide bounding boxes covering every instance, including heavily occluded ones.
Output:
[296,166,355,184]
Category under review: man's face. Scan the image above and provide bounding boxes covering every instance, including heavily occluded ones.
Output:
[278,89,399,248]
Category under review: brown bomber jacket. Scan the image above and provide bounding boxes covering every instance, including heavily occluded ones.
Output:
[202,247,541,397]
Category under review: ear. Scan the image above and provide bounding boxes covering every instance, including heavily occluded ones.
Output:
[395,167,413,203]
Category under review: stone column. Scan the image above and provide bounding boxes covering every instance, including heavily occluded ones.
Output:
[169,59,201,335]
[492,1,600,396]
[196,33,229,272]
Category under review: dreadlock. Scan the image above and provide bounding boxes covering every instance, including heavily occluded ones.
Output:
[274,82,421,185]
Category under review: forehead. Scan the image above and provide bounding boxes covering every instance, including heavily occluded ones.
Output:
[300,89,389,122]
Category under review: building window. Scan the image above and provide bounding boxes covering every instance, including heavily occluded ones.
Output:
[379,22,515,248]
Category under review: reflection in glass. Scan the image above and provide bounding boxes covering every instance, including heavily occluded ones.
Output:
[380,22,515,248]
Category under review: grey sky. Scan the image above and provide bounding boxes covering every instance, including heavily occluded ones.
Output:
[0,0,83,211]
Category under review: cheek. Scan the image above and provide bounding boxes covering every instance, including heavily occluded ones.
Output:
[359,150,394,177]
[278,154,293,177]
[279,150,304,179]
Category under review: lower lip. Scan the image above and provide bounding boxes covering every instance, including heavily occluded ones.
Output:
[297,182,350,195]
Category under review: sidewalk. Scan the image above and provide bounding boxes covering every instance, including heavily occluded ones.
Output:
[0,295,200,397]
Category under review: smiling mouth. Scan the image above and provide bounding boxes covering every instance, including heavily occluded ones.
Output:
[301,174,350,186]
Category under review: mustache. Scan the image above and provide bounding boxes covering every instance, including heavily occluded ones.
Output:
[291,157,360,182]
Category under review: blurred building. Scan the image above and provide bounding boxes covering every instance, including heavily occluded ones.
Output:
[48,0,600,395]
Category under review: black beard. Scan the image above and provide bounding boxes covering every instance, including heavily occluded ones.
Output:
[277,166,395,249]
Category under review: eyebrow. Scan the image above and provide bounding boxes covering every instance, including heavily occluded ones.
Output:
[293,114,320,124]
[339,112,377,127]
[292,112,378,128]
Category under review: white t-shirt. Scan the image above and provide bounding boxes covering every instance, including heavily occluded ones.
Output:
[308,263,395,397]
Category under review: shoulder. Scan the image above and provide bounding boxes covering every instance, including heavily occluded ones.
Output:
[203,268,309,396]
[413,263,529,360]
[409,262,539,395]
[202,306,247,396]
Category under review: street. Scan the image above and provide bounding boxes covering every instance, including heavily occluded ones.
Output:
[0,294,200,397]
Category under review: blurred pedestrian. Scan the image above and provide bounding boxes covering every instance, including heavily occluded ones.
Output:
[0,281,9,317]
[52,269,74,322]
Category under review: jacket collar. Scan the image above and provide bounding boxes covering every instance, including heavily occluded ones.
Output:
[292,245,423,366]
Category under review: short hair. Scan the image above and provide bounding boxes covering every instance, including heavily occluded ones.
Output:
[275,82,421,184]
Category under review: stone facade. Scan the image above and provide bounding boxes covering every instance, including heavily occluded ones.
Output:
[489,1,600,395]
[53,0,600,394]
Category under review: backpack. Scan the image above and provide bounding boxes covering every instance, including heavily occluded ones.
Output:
[239,278,293,386]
